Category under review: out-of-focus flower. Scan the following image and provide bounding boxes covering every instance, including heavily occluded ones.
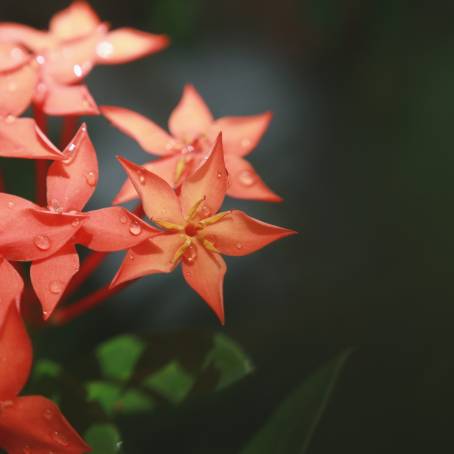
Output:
[0,303,90,453]
[111,135,295,323]
[102,84,281,204]
[0,0,169,116]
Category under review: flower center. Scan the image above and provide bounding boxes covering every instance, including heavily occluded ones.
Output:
[184,223,199,237]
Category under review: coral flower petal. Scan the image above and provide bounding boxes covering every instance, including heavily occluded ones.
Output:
[0,396,90,453]
[113,155,183,204]
[182,239,226,324]
[0,258,24,328]
[203,210,296,256]
[30,243,79,320]
[47,123,98,212]
[49,0,100,41]
[76,207,159,252]
[0,303,32,400]
[0,117,62,160]
[101,105,175,156]
[111,233,182,287]
[0,43,30,72]
[210,112,272,157]
[0,23,52,52]
[0,195,85,261]
[225,155,282,202]
[117,156,184,224]
[180,134,228,219]
[169,84,213,142]
[40,82,99,116]
[97,28,169,64]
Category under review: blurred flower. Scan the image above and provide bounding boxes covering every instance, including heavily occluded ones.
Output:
[102,84,281,204]
[111,135,295,323]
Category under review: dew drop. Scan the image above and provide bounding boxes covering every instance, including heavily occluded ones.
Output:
[129,221,142,236]
[217,171,223,179]
[119,215,128,224]
[200,205,211,218]
[235,242,243,250]
[129,253,135,261]
[5,114,15,124]
[183,245,197,263]
[34,235,50,251]
[72,218,80,227]
[51,431,69,447]
[96,40,113,59]
[7,201,14,209]
[68,142,76,152]
[85,171,97,186]
[49,198,63,213]
[49,280,63,294]
[238,170,256,187]
[42,408,53,420]
[136,170,146,185]
[73,64,83,78]
[36,54,45,65]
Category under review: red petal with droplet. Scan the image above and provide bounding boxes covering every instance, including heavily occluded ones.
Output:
[76,207,159,252]
[179,134,228,219]
[111,233,181,287]
[117,156,184,225]
[168,84,213,142]
[203,210,296,256]
[49,0,100,41]
[47,123,98,212]
[209,112,272,157]
[0,303,32,400]
[225,154,282,202]
[181,239,226,324]
[0,117,62,160]
[96,28,169,64]
[0,258,24,328]
[0,396,90,453]
[101,105,174,156]
[30,243,79,320]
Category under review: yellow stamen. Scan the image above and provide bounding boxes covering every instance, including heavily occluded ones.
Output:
[187,196,206,221]
[172,237,192,264]
[199,211,231,227]
[154,219,183,232]
[202,238,220,253]
[174,157,187,183]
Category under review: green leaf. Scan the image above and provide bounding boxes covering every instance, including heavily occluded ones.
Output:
[84,423,122,454]
[203,333,253,390]
[96,335,145,382]
[32,359,62,380]
[115,388,156,414]
[86,381,122,415]
[240,349,352,454]
[143,361,195,404]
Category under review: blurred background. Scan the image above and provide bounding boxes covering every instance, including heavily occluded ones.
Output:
[2,0,454,452]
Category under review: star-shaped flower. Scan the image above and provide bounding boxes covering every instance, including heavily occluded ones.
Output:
[0,302,90,453]
[101,84,281,204]
[111,135,295,323]
[0,0,169,116]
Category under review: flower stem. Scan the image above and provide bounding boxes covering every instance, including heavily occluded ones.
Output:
[33,104,48,206]
[52,281,132,325]
[60,115,78,149]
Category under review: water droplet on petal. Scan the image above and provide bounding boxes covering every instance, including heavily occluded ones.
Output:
[119,215,128,224]
[73,64,83,78]
[96,40,114,59]
[129,221,142,236]
[51,431,69,447]
[49,281,63,295]
[36,54,45,65]
[136,170,146,185]
[68,142,76,152]
[7,201,14,209]
[217,171,223,179]
[34,235,50,251]
[72,218,80,227]
[42,408,53,420]
[183,245,197,263]
[238,170,256,187]
[129,253,135,261]
[85,171,97,187]
[5,114,15,124]
[49,198,63,213]
[200,205,211,218]
[235,242,243,250]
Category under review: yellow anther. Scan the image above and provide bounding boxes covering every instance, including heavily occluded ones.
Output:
[187,196,206,221]
[172,237,192,264]
[154,219,183,232]
[199,211,231,227]
[174,157,187,183]
[202,238,220,253]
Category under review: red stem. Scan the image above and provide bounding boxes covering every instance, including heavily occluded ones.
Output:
[33,104,48,206]
[52,281,132,325]
[60,115,78,149]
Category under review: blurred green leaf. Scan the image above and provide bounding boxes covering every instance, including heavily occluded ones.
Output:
[86,381,122,415]
[32,359,62,380]
[203,333,254,390]
[84,423,122,454]
[240,350,352,454]
[115,388,156,414]
[96,335,145,382]
[143,361,194,404]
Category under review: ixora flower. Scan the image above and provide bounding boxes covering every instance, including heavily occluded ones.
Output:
[0,0,169,116]
[101,84,281,204]
[111,135,296,323]
[0,303,89,453]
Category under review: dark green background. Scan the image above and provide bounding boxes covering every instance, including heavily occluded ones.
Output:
[1,0,453,452]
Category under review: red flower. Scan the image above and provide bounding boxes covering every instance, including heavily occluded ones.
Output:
[0,303,90,453]
[111,135,295,323]
[0,1,169,116]
[101,84,281,204]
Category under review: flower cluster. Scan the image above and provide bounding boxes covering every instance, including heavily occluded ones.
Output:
[0,1,295,451]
